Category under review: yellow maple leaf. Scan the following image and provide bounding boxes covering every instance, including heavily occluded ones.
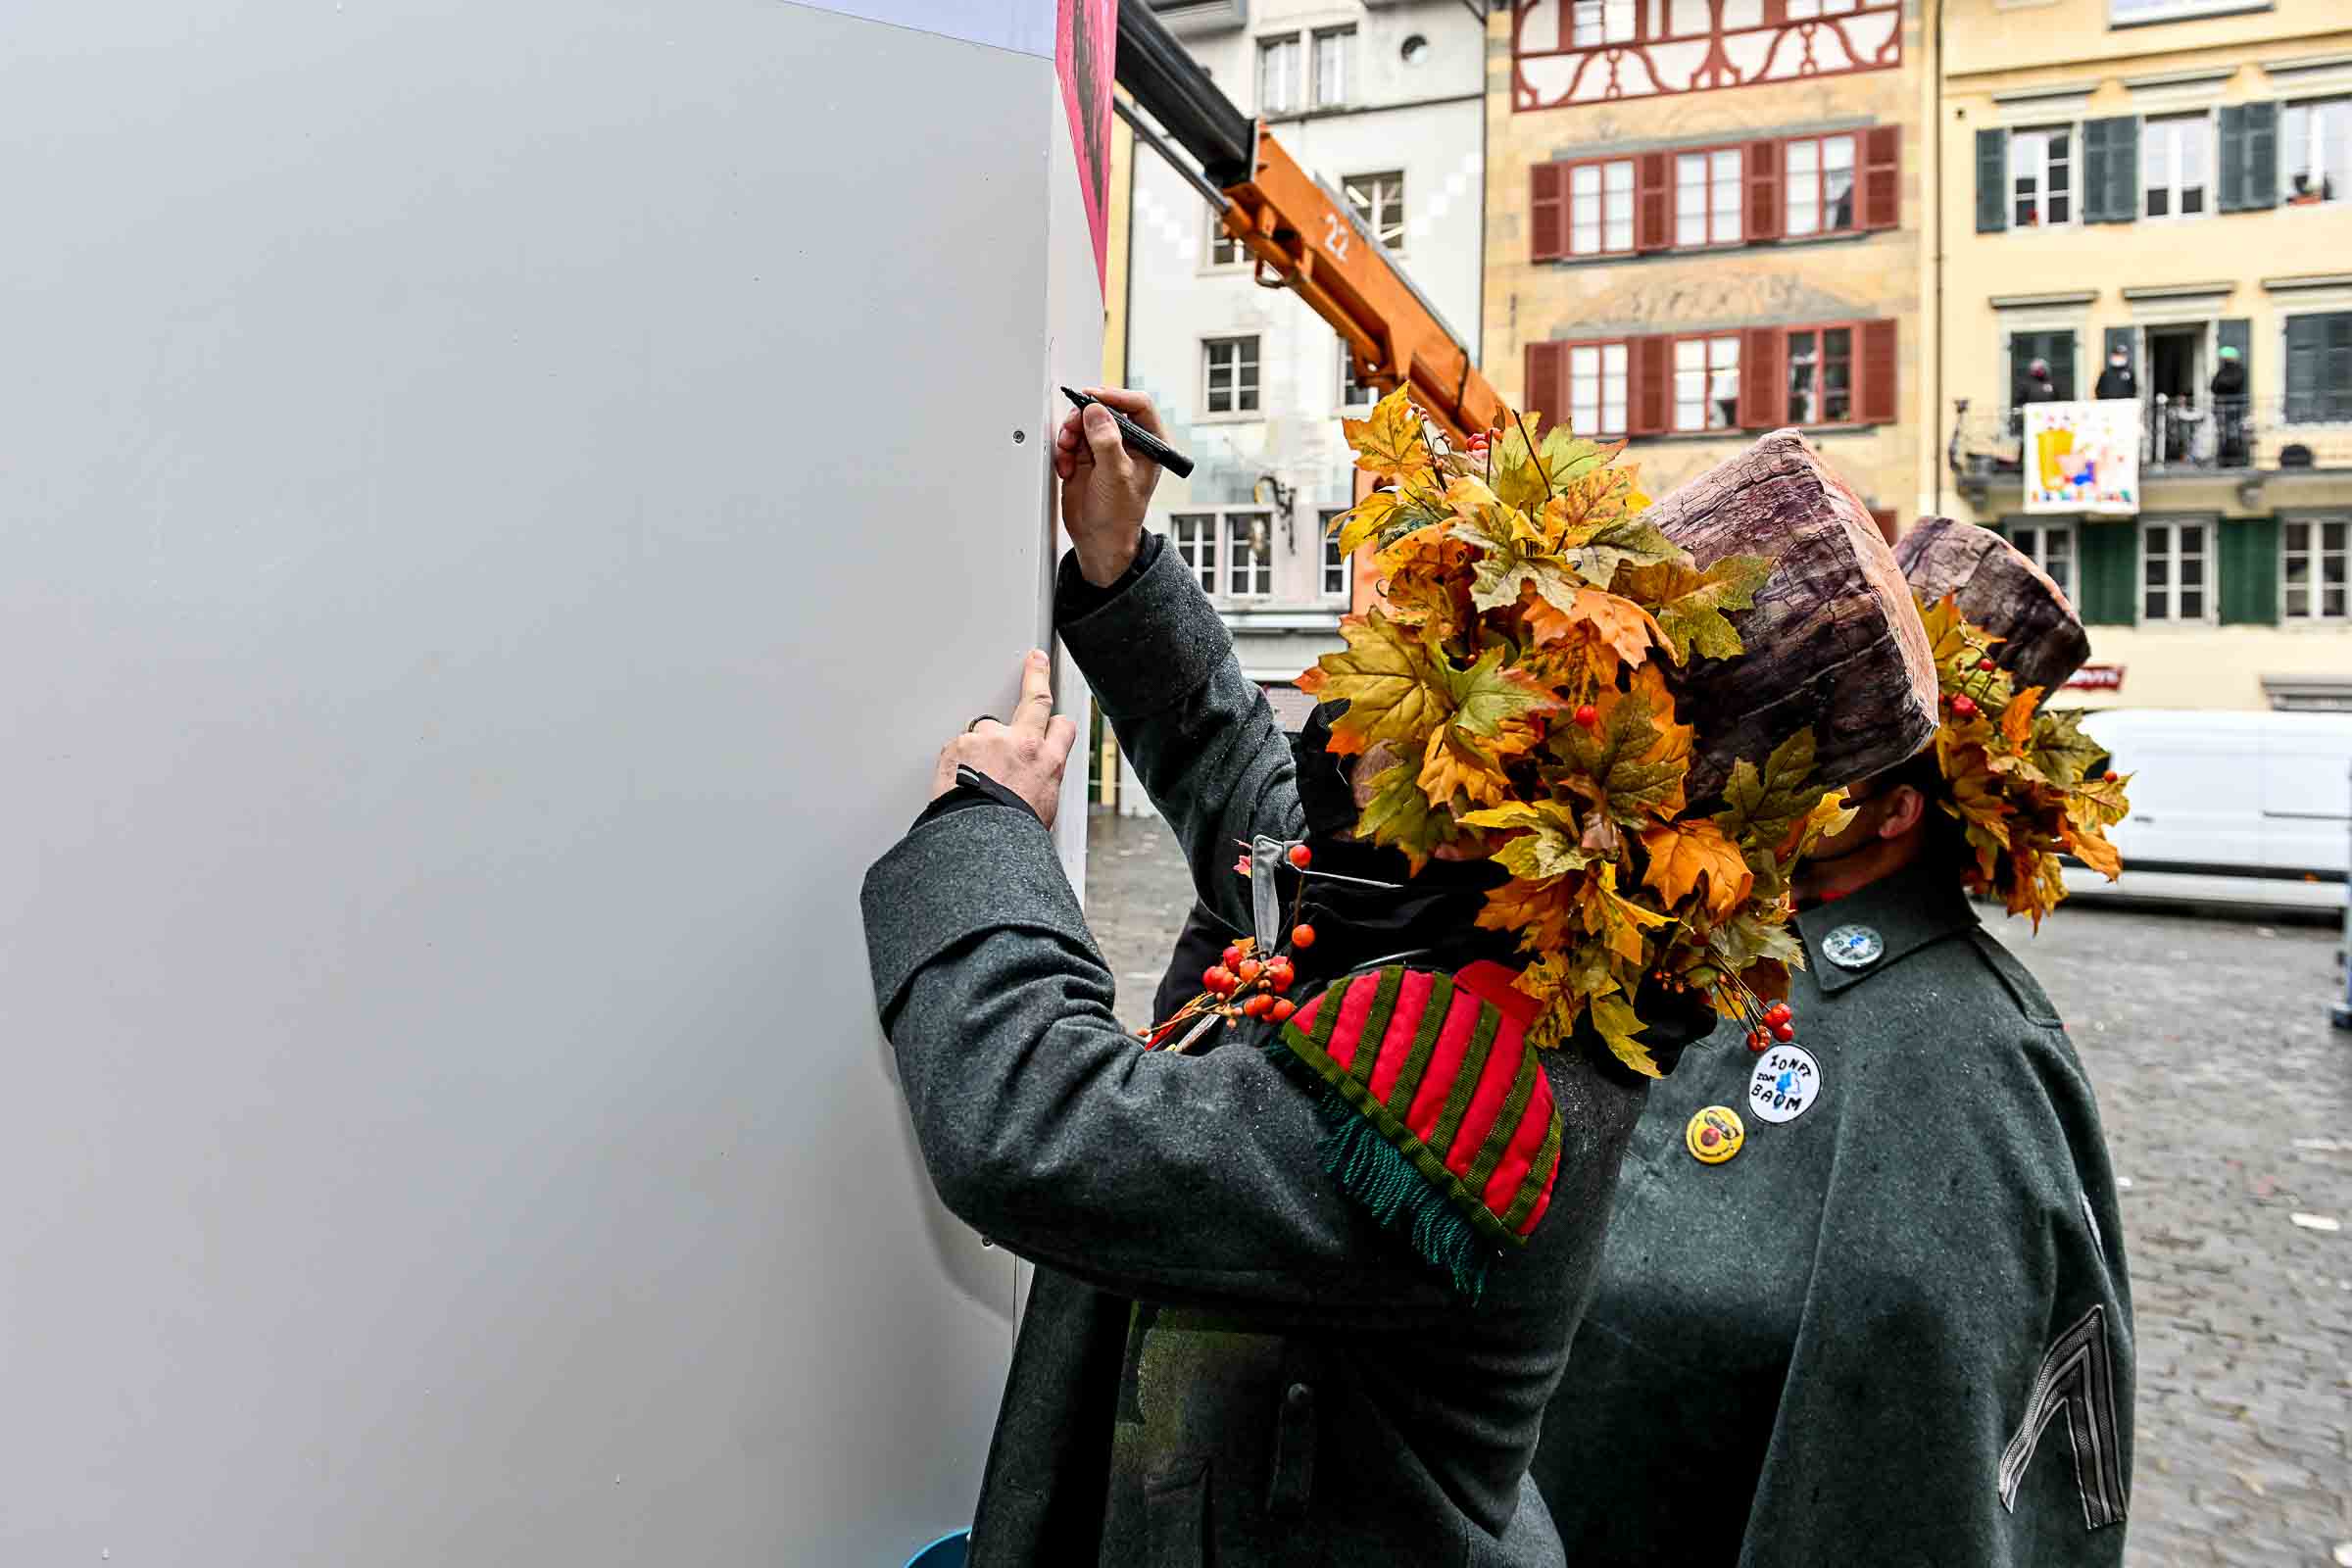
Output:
[1343,387,1437,485]
[1296,612,1449,757]
[1638,818,1755,920]
[1477,876,1580,955]
[1419,726,1511,810]
[2000,686,2043,749]
[1332,488,1403,555]
[1582,861,1674,967]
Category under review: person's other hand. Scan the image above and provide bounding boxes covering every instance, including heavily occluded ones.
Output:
[1053,386,1163,587]
[931,650,1080,827]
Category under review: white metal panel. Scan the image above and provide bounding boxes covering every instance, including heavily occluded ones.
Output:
[0,1,1085,1561]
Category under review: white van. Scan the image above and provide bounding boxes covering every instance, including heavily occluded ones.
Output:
[2060,709,2352,913]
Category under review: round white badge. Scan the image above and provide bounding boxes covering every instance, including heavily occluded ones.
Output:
[1822,923,1884,969]
[1748,1044,1822,1124]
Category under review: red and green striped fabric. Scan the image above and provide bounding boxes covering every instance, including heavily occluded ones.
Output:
[1277,960,1564,1256]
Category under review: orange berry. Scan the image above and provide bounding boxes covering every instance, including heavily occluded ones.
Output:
[1288,843,1313,869]
[1291,923,1317,950]
[1269,999,1297,1024]
[1237,958,1263,985]
[1242,993,1273,1018]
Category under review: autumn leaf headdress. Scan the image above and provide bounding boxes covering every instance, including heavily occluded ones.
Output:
[1914,594,2131,926]
[1296,391,1854,1077]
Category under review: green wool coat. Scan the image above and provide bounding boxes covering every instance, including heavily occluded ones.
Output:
[861,539,1658,1567]
[1531,863,2135,1566]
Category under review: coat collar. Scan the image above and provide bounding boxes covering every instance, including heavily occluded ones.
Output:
[1796,859,1980,996]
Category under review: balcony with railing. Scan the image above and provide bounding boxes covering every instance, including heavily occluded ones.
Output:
[1949,394,2352,508]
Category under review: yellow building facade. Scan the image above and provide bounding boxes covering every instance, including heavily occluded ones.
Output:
[1484,0,1929,535]
[1936,0,2352,710]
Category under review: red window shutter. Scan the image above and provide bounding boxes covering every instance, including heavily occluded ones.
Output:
[1740,327,1787,429]
[1861,126,1902,231]
[1746,139,1782,242]
[1636,153,1671,253]
[1630,335,1672,436]
[1859,318,1899,424]
[1525,341,1566,426]
[1531,163,1566,262]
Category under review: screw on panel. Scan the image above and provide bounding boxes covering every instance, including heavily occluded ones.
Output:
[1012,429,1026,443]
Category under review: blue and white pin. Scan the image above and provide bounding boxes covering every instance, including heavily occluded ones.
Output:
[1748,1044,1821,1125]
[1821,922,1885,970]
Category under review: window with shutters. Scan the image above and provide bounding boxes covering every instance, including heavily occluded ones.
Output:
[1786,325,1856,426]
[2141,519,2210,623]
[1320,513,1351,600]
[1226,514,1273,598]
[1204,336,1260,415]
[1568,341,1629,435]
[2284,312,2352,425]
[2008,521,2077,604]
[2284,98,2350,206]
[2012,127,2073,227]
[1345,172,1406,251]
[1674,335,1740,431]
[1169,514,1219,593]
[2009,329,2079,403]
[1569,160,1637,256]
[2283,518,2348,621]
[1785,135,1858,236]
[1258,35,1300,115]
[1312,27,1354,109]
[2143,114,2210,219]
[1675,148,1743,247]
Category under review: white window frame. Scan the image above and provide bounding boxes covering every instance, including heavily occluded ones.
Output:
[1784,133,1857,238]
[1569,0,1638,46]
[1786,0,1861,14]
[1345,171,1406,252]
[1672,334,1740,432]
[1206,211,1243,269]
[2112,0,2280,22]
[2140,517,2213,625]
[2282,516,2350,622]
[1674,148,1743,249]
[2011,125,2075,229]
[1569,341,1630,436]
[1319,510,1351,600]
[2141,112,2211,220]
[2283,97,2350,207]
[1169,514,1219,594]
[1257,34,1300,115]
[2007,520,2078,606]
[1203,335,1260,416]
[1312,26,1354,110]
[1225,512,1273,599]
[1340,347,1377,408]
[1569,160,1636,257]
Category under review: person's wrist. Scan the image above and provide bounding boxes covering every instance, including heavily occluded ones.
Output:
[1073,523,1143,588]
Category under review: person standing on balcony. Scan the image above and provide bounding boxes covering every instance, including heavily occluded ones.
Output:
[2012,356,2061,436]
[1528,524,2136,1566]
[2211,345,2250,467]
[2094,345,2137,401]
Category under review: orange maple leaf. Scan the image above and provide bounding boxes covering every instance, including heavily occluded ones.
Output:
[1524,585,1663,668]
[1638,818,1755,920]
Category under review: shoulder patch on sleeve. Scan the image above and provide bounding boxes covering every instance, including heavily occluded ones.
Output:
[1267,965,1563,1300]
[1998,1302,2130,1531]
[1968,930,2063,1027]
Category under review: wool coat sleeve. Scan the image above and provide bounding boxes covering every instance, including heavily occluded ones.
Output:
[1736,937,2133,1566]
[1052,536,1304,945]
[860,798,1474,1325]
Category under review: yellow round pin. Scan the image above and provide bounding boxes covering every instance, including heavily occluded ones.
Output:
[1686,1104,1745,1165]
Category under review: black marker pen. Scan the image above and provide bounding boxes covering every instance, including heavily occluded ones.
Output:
[1060,386,1196,479]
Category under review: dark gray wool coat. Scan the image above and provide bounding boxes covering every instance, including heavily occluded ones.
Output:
[860,538,1657,1567]
[1532,862,2135,1566]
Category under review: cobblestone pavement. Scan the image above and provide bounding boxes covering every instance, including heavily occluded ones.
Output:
[1084,809,2352,1567]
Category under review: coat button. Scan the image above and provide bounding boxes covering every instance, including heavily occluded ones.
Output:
[1285,1382,1313,1410]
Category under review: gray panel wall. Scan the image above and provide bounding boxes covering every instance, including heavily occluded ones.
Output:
[0,2,1085,1560]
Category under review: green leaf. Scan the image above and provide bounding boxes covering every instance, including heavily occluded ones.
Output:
[1553,663,1692,824]
[2028,708,2108,788]
[1623,554,1772,665]
[1296,612,1452,756]
[1354,761,1460,874]
[1711,726,1824,850]
[1434,645,1561,739]
[1569,517,1681,584]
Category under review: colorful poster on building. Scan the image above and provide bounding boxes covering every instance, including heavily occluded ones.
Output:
[1057,0,1116,298]
[2024,400,2140,516]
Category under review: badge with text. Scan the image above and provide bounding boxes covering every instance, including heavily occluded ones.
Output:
[1822,923,1884,970]
[1685,1104,1744,1165]
[1747,1045,1821,1124]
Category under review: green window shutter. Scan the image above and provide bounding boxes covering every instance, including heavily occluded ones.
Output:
[2286,314,2325,422]
[2219,518,2280,625]
[2219,103,2278,213]
[2077,519,2137,625]
[1977,128,2009,232]
[2082,117,2138,223]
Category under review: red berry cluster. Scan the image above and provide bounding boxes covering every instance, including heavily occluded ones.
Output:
[1136,843,1328,1050]
[1744,1001,1795,1054]
[1202,944,1302,1024]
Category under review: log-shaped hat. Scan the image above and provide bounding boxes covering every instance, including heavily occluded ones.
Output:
[1892,515,2090,693]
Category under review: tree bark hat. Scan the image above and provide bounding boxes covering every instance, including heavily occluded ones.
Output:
[1893,515,2090,695]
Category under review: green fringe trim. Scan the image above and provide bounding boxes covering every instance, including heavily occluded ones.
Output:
[1265,1042,1494,1302]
